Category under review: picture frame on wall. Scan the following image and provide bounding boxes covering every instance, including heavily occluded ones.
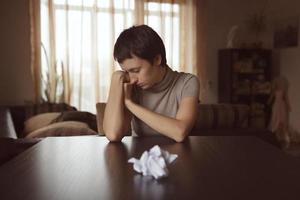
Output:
[274,16,299,48]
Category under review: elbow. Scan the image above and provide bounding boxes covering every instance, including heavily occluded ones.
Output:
[173,128,189,143]
[104,127,124,142]
[105,132,123,142]
[174,136,186,143]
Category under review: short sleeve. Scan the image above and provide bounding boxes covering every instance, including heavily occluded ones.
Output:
[181,74,200,98]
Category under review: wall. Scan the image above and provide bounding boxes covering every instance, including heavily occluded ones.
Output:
[0,0,34,105]
[267,0,300,131]
[203,0,300,131]
[202,0,265,103]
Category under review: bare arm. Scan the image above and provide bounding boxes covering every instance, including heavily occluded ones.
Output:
[103,71,131,142]
[124,95,198,142]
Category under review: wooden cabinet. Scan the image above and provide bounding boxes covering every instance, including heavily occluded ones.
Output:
[218,49,272,128]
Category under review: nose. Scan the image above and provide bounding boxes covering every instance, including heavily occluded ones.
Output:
[129,73,138,83]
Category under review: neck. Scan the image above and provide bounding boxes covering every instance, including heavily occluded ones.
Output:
[156,66,167,83]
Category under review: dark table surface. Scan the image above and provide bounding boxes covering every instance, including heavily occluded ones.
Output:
[0,136,300,200]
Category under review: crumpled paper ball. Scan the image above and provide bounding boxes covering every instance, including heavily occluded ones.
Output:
[128,145,178,179]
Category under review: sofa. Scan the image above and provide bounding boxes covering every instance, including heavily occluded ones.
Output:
[0,103,98,139]
[0,106,45,165]
[96,102,279,146]
[0,107,18,139]
[0,103,99,166]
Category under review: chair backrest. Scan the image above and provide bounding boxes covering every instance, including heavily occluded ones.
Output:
[96,103,106,135]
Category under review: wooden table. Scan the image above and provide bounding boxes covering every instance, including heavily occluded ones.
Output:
[0,136,300,200]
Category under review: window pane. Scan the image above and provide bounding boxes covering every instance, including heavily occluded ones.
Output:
[145,2,180,71]
[54,0,94,6]
[97,0,110,8]
[58,10,93,111]
[114,13,125,41]
[162,3,172,12]
[173,17,180,70]
[97,12,113,84]
[145,2,179,13]
[146,2,160,12]
[114,0,124,9]
[114,0,135,9]
[146,15,161,34]
[96,0,134,9]
[55,10,66,61]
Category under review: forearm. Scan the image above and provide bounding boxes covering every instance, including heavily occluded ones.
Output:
[125,101,190,142]
[103,74,129,141]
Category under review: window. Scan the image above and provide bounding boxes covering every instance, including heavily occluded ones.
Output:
[145,2,180,70]
[40,0,187,113]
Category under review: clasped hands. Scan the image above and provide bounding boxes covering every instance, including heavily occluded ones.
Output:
[112,71,137,107]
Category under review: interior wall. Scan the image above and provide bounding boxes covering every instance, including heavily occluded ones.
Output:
[0,0,34,105]
[202,0,264,103]
[203,0,300,131]
[267,0,300,131]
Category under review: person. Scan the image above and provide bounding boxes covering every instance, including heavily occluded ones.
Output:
[103,25,200,142]
[268,76,291,147]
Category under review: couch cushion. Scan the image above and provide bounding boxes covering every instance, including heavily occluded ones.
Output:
[193,104,249,131]
[25,121,97,138]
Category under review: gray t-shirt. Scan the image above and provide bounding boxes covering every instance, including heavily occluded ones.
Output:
[131,66,200,136]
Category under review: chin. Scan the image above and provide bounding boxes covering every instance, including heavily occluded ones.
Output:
[140,85,150,90]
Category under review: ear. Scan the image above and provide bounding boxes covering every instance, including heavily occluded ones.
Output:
[153,55,162,66]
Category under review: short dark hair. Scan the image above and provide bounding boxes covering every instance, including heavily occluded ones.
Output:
[113,25,167,66]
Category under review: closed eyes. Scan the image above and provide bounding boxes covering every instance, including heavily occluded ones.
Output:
[128,68,140,73]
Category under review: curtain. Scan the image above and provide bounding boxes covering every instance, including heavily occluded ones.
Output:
[30,0,205,113]
[29,0,42,103]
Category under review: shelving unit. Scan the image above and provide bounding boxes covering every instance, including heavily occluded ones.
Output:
[218,49,272,128]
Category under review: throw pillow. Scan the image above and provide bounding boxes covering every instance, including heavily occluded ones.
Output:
[51,111,97,132]
[23,112,61,136]
[25,121,97,138]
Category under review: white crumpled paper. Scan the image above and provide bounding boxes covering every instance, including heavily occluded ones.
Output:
[128,145,178,179]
